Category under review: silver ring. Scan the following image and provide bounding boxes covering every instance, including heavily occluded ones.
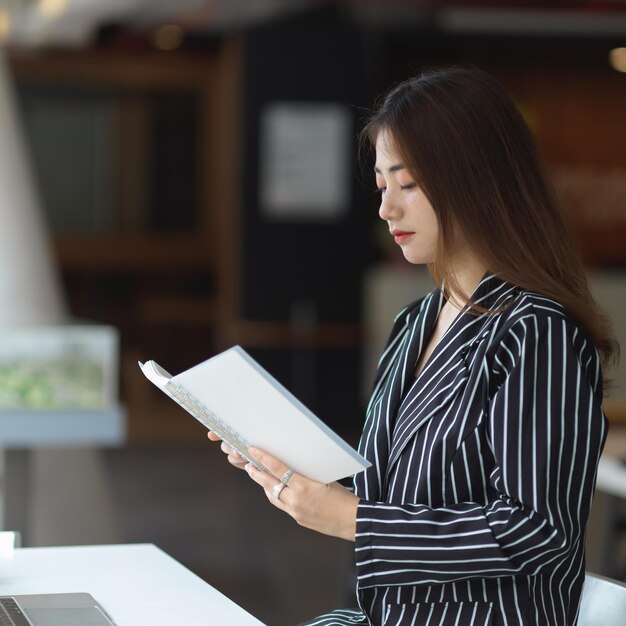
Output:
[272,481,287,501]
[281,469,293,485]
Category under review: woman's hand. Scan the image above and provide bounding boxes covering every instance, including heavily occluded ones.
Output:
[244,447,359,542]
[206,431,247,470]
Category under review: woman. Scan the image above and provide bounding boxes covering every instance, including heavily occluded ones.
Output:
[209,67,617,625]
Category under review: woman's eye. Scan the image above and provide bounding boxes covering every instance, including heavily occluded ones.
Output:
[401,183,417,190]
[375,187,386,195]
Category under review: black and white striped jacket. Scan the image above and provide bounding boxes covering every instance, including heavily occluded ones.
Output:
[303,273,607,626]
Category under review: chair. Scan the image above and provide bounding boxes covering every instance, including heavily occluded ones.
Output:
[578,573,626,626]
[595,455,626,578]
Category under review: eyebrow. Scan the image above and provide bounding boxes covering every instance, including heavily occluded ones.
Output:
[374,163,406,174]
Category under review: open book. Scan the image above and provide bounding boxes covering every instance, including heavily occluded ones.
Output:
[138,346,370,484]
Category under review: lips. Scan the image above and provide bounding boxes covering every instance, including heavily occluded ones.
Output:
[390,229,414,245]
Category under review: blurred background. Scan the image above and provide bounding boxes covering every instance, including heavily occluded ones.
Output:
[0,0,624,624]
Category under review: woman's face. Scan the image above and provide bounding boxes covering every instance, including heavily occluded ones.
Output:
[375,130,440,265]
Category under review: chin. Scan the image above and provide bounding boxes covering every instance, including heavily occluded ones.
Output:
[402,249,434,265]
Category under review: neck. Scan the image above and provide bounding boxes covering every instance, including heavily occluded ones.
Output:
[444,250,488,309]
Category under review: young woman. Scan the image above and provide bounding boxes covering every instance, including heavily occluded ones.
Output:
[208,67,617,626]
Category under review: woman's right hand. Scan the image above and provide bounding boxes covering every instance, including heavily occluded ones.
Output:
[207,431,248,470]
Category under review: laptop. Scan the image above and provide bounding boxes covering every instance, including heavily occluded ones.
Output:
[0,593,116,625]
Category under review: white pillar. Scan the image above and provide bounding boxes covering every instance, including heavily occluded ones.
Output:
[0,49,66,325]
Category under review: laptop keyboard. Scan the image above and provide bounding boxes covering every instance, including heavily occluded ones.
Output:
[0,598,32,626]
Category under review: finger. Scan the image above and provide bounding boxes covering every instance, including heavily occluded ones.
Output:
[222,442,247,464]
[207,431,221,442]
[228,457,247,469]
[244,458,280,492]
[245,448,302,508]
[220,441,233,455]
[245,463,290,511]
[210,435,245,469]
[226,452,247,468]
[247,447,292,484]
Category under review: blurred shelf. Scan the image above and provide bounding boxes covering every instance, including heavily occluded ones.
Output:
[127,402,210,444]
[53,234,213,274]
[137,294,216,326]
[9,50,215,90]
[222,320,362,350]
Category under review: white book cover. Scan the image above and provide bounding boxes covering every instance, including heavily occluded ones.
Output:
[139,346,370,484]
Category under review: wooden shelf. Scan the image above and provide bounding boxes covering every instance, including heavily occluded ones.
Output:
[5,39,366,444]
[53,234,213,274]
[9,50,215,90]
[136,294,216,327]
[221,320,362,350]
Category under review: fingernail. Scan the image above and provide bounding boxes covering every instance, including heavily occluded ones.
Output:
[245,463,252,473]
[248,447,258,454]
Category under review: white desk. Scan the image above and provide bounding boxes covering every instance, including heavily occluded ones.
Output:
[0,543,265,626]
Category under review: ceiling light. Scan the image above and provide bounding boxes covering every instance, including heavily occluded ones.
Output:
[0,10,10,43]
[608,47,626,73]
[38,0,69,20]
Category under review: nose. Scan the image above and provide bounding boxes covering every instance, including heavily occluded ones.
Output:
[378,189,399,221]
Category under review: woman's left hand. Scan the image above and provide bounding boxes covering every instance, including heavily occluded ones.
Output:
[244,447,359,542]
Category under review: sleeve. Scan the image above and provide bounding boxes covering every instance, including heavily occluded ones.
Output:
[354,312,608,588]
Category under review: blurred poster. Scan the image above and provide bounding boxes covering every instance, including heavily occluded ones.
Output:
[259,102,352,221]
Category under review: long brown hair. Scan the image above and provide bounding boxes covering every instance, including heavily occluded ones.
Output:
[362,66,619,380]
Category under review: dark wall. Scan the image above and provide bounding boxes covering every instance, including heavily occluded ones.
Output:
[240,8,372,324]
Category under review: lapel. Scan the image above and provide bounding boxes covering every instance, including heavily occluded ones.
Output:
[356,290,443,501]
[366,289,444,417]
[385,272,518,475]
[388,289,445,409]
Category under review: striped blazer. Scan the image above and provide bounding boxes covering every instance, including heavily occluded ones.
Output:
[303,273,607,626]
